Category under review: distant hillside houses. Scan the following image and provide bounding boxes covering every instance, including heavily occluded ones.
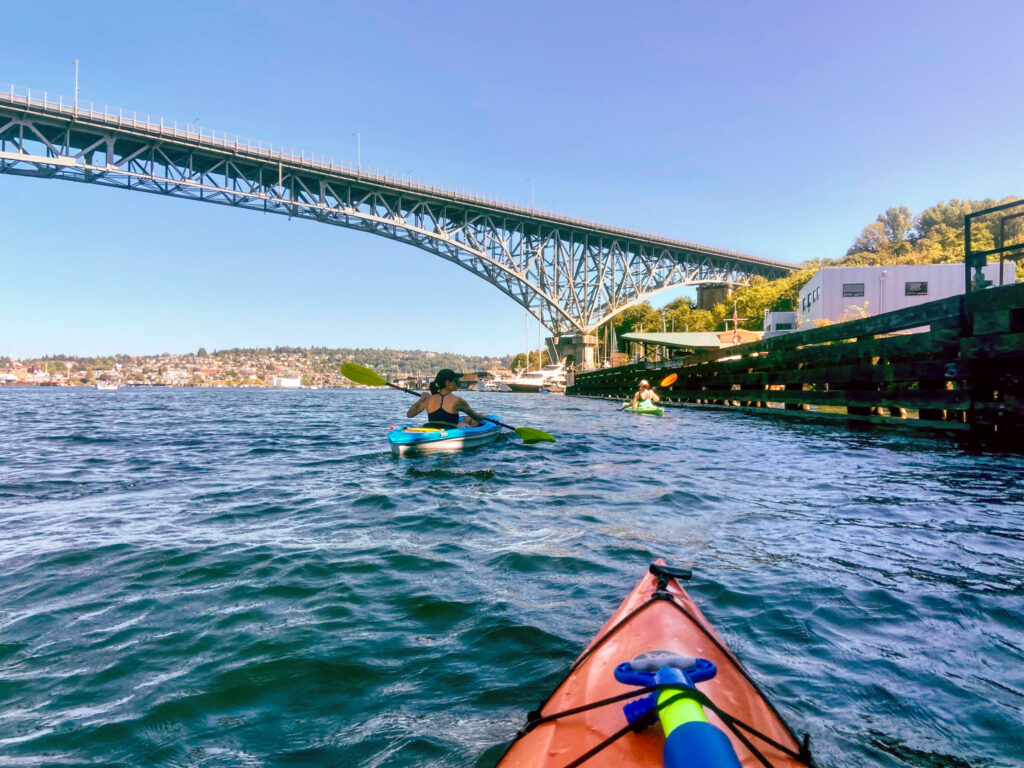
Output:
[1,346,516,387]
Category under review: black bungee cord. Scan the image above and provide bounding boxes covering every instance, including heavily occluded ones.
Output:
[501,565,815,768]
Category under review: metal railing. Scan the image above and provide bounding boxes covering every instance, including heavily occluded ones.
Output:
[965,199,1024,290]
[0,81,792,269]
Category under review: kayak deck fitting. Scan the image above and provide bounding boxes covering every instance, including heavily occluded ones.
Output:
[495,562,813,768]
[387,415,502,456]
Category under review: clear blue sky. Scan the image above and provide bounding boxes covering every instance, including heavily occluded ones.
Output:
[2,0,1022,358]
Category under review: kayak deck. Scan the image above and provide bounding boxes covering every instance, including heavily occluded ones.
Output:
[496,562,810,767]
[625,402,665,416]
[388,415,502,456]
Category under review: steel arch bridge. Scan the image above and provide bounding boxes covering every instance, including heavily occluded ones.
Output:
[0,86,796,336]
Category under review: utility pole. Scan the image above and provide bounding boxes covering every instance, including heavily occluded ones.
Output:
[73,58,79,112]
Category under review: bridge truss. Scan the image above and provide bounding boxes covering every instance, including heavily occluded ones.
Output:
[0,87,795,335]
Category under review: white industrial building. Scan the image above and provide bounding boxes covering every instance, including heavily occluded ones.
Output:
[795,262,1015,329]
[762,311,796,338]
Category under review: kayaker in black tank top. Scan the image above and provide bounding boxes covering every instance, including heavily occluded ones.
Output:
[407,369,487,428]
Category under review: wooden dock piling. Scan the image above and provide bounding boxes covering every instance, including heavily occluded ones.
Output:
[568,283,1024,441]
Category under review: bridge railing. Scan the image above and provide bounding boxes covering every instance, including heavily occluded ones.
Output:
[0,81,572,217]
[0,81,791,270]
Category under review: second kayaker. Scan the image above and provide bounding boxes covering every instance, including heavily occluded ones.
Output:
[629,379,661,409]
[408,369,488,428]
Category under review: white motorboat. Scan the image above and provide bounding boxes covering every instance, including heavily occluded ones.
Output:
[506,363,566,393]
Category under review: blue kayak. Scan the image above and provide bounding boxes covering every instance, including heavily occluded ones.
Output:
[388,416,503,456]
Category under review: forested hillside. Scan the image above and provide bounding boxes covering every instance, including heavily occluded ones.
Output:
[609,197,1023,337]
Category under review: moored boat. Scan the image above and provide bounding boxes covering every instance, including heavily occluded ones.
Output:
[507,363,566,393]
[495,561,812,768]
[387,416,503,456]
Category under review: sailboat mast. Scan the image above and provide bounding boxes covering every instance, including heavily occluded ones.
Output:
[537,317,541,370]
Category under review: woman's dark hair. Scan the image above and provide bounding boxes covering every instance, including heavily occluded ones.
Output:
[429,369,459,395]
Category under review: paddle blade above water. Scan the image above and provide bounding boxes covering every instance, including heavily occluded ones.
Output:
[515,427,556,444]
[340,362,387,387]
[660,373,678,387]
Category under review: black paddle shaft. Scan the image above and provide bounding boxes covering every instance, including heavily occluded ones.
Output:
[387,381,422,397]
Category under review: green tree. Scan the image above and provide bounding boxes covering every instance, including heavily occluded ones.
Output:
[725,267,818,329]
[611,302,662,338]
[847,221,887,255]
[662,297,720,333]
[880,206,915,245]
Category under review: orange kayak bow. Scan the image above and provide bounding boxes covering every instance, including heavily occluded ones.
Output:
[495,562,814,768]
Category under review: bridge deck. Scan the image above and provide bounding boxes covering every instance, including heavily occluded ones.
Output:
[1,83,796,335]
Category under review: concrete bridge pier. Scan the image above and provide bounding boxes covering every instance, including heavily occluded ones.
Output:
[554,334,598,369]
[696,283,734,310]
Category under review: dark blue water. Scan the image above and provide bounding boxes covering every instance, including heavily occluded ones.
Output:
[0,388,1021,767]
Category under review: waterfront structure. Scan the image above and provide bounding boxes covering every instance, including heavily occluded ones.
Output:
[0,85,796,367]
[568,279,1024,440]
[619,329,764,362]
[763,311,796,338]
[796,263,1014,329]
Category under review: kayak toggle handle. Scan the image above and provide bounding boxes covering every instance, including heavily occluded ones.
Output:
[649,563,693,594]
[615,653,741,768]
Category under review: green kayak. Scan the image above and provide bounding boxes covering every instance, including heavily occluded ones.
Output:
[624,400,664,416]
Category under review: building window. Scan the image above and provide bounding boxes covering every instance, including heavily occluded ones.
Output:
[905,281,928,296]
[843,283,865,297]
[776,322,793,330]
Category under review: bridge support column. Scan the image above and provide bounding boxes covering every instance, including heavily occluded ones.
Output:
[696,283,734,311]
[555,334,598,370]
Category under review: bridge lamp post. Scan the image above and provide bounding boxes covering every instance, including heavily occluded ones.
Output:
[72,58,79,113]
[352,132,361,172]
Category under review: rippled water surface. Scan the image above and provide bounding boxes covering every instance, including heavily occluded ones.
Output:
[1,388,1022,767]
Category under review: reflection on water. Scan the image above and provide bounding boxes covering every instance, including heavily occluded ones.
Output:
[0,388,1021,767]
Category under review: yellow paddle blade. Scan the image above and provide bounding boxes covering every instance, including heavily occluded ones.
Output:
[515,427,556,444]
[340,362,387,387]
[659,373,678,387]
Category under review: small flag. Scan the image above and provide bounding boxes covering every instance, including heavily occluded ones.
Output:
[731,303,740,345]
